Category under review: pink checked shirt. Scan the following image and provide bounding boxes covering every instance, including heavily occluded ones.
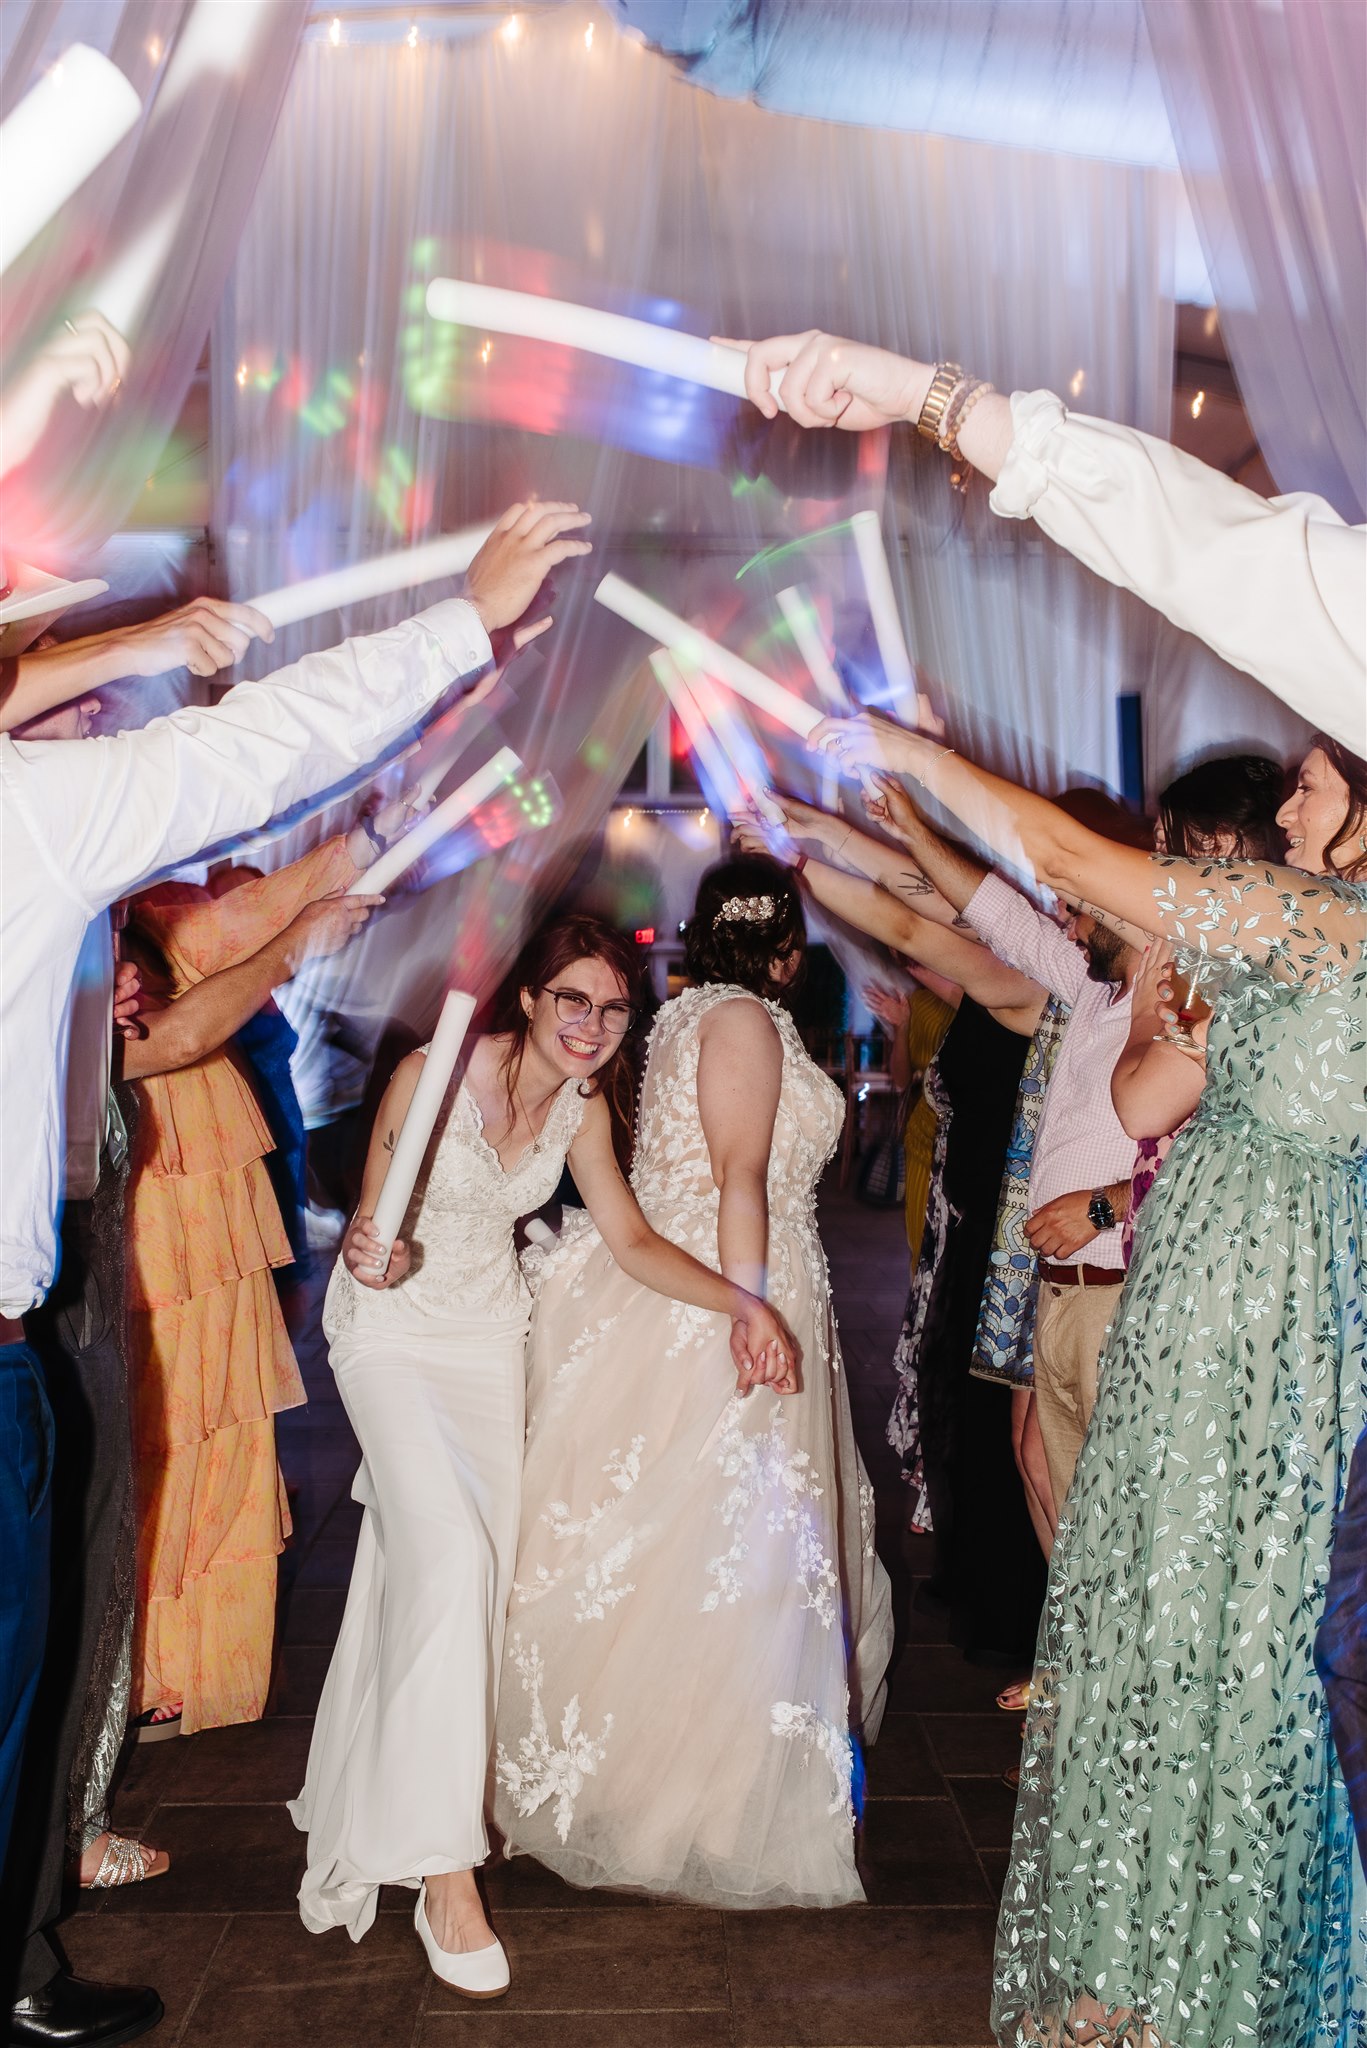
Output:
[966,872,1138,1271]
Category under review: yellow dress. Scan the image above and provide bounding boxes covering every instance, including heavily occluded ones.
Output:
[902,989,956,1257]
[126,838,353,1733]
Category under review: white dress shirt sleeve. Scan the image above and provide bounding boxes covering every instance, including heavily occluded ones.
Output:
[8,597,491,918]
[990,391,1367,754]
[965,871,1087,1006]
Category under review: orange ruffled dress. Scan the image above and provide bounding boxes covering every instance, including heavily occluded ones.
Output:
[126,838,355,1733]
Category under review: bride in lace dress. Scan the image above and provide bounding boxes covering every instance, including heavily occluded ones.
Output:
[290,915,795,1995]
[493,858,894,1907]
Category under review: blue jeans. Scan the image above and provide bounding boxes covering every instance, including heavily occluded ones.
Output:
[0,1345,53,1872]
[1317,1423,1367,1874]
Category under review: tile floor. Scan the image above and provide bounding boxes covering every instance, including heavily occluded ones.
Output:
[62,1184,1020,2047]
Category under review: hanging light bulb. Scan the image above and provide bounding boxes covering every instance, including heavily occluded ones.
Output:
[584,22,595,50]
[1069,368,1086,399]
[1190,389,1206,420]
[407,22,419,49]
[500,14,524,43]
[329,16,341,46]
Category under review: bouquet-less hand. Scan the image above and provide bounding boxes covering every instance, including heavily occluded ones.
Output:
[464,502,593,635]
[1,311,131,475]
[712,331,925,433]
[809,709,921,776]
[279,893,382,973]
[1155,954,1220,1057]
[730,1297,801,1398]
[860,769,925,842]
[864,985,911,1037]
[342,1213,411,1290]
[113,958,145,1040]
[1024,1190,1102,1263]
[114,597,275,678]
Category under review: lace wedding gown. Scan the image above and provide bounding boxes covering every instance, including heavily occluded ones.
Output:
[493,983,894,1907]
[289,1074,586,1940]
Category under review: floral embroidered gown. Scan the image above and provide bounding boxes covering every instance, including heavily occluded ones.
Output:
[493,983,894,1907]
[993,863,1367,2047]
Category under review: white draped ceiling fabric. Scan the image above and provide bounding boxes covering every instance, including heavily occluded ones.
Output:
[0,0,307,566]
[1145,0,1366,527]
[214,6,1306,843]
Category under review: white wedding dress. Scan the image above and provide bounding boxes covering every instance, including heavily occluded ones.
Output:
[289,1073,587,1941]
[493,983,894,1907]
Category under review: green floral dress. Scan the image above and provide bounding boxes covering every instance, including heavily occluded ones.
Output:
[993,862,1367,2048]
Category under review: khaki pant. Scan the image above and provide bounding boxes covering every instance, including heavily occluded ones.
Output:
[1032,1277,1123,1514]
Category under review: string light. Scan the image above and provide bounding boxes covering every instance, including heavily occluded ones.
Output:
[328,15,341,46]
[1069,368,1086,399]
[146,35,162,62]
[235,361,248,388]
[406,22,419,49]
[1203,307,1220,338]
[479,339,493,364]
[584,22,594,50]
[500,14,523,43]
[1190,389,1206,420]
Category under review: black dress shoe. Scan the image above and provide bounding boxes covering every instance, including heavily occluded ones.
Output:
[9,1970,163,2045]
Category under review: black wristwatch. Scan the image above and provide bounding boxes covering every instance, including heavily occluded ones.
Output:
[1087,1189,1116,1232]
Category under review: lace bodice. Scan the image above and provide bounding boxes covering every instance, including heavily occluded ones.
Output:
[630,984,843,1229]
[324,1073,587,1338]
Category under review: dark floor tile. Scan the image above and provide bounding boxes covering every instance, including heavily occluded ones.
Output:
[269,1642,333,1715]
[481,1852,655,1912]
[96,1801,305,1915]
[108,1735,190,1830]
[922,1714,1023,1778]
[885,1648,1007,1716]
[55,1911,228,2036]
[426,1909,728,2015]
[172,1719,314,1804]
[726,1905,998,2046]
[292,1527,361,1588]
[184,1975,422,2046]
[419,2014,732,2047]
[948,1777,1019,1853]
[863,1716,942,1799]
[859,1797,991,1908]
[280,1584,347,1645]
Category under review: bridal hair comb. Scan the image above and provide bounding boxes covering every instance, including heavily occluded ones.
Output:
[713,893,777,929]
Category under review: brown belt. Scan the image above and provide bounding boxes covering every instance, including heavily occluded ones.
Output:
[1038,1261,1125,1289]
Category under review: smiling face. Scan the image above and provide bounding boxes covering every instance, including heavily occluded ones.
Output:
[1276,747,1351,874]
[520,953,634,1082]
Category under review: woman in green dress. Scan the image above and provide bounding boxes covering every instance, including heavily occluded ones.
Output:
[811,711,1366,2048]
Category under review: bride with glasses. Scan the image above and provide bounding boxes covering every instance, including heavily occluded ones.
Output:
[494,855,894,1908]
[290,912,796,1997]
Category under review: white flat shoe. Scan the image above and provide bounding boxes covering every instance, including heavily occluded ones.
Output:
[414,1885,510,1999]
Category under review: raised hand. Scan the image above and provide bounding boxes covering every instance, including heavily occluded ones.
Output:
[464,502,593,634]
[116,597,275,679]
[1,310,132,474]
[809,709,913,774]
[861,770,921,840]
[863,984,910,1037]
[280,893,382,973]
[711,332,923,432]
[342,1214,411,1290]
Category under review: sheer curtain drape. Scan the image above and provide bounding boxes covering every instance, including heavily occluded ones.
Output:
[1,0,307,565]
[1144,0,1367,523]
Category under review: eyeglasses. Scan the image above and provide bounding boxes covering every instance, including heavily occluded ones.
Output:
[540,986,638,1036]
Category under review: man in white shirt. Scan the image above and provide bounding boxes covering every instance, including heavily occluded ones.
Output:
[0,500,588,2044]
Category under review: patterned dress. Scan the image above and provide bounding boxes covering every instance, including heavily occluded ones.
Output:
[493,983,894,1907]
[993,863,1367,2046]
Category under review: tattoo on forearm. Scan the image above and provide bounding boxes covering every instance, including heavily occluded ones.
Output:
[893,868,934,900]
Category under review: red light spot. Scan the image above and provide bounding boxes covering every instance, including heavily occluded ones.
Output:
[634,928,655,945]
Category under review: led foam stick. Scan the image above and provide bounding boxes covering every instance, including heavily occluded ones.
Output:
[850,510,917,713]
[686,671,785,827]
[594,574,820,738]
[251,526,494,632]
[777,587,846,807]
[649,652,745,814]
[368,988,476,1257]
[0,47,141,276]
[350,747,521,896]
[425,280,786,406]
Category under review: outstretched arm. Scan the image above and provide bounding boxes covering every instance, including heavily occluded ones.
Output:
[811,709,1366,982]
[1110,942,1207,1141]
[1,600,275,732]
[749,792,963,927]
[569,1090,798,1394]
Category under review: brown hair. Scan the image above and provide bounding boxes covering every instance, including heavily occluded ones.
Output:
[487,912,645,1168]
[1312,733,1367,881]
[683,853,807,1002]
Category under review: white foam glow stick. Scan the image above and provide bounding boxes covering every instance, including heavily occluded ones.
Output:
[425,279,785,406]
[85,3,273,332]
[851,510,919,723]
[0,47,141,275]
[649,652,744,813]
[250,526,493,632]
[369,988,476,1255]
[350,746,521,896]
[777,587,846,808]
[687,672,785,826]
[595,573,819,738]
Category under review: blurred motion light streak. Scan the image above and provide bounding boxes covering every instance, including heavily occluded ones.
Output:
[0,46,141,274]
[595,573,820,737]
[352,746,521,895]
[251,525,493,630]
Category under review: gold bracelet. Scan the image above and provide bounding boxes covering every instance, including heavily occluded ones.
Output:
[944,378,995,494]
[914,362,964,445]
